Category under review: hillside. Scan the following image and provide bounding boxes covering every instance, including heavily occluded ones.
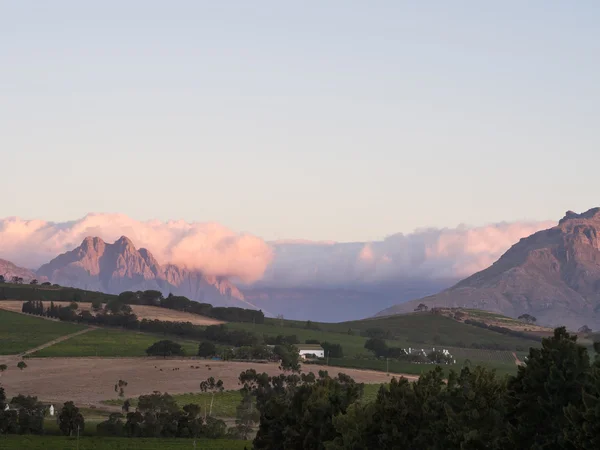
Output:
[0,309,87,355]
[37,236,250,308]
[0,301,224,326]
[228,308,542,376]
[377,208,600,330]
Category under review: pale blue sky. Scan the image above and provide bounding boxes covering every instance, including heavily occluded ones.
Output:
[1,1,598,241]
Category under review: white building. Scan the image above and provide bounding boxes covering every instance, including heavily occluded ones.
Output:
[296,344,325,359]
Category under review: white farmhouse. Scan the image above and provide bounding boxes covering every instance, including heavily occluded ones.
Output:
[296,344,325,359]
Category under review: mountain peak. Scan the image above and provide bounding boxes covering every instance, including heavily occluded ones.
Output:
[36,235,247,308]
[377,207,600,330]
[115,235,134,245]
[559,207,600,225]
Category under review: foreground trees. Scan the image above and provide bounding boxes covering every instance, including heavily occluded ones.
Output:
[243,327,600,450]
[96,391,228,439]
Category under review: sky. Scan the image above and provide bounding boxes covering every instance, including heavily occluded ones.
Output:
[1,1,599,242]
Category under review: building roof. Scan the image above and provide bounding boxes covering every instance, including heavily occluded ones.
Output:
[296,344,324,351]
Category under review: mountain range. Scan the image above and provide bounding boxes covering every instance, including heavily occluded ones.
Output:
[5,207,600,328]
[36,236,251,308]
[377,208,600,330]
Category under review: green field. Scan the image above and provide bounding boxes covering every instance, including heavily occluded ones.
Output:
[0,309,87,354]
[0,436,250,449]
[31,328,200,357]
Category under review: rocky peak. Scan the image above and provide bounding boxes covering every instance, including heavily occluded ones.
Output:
[36,235,248,308]
[376,207,600,329]
[559,207,600,226]
[80,236,106,253]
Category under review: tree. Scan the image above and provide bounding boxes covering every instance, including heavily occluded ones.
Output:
[414,303,429,312]
[96,412,124,437]
[11,276,23,284]
[0,364,7,373]
[114,379,128,398]
[122,399,131,414]
[58,401,85,436]
[504,327,589,448]
[10,395,45,435]
[200,377,224,417]
[322,342,344,358]
[29,279,38,285]
[244,369,364,449]
[17,361,27,371]
[517,313,537,324]
[197,342,217,358]
[579,325,593,334]
[91,299,103,312]
[0,275,4,284]
[273,344,301,372]
[137,391,179,414]
[364,338,388,358]
[145,340,185,358]
[231,392,259,440]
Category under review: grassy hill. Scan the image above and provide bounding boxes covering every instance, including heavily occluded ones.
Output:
[0,309,87,354]
[229,310,540,376]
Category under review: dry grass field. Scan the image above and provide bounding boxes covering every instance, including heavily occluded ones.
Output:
[0,357,407,408]
[0,301,223,326]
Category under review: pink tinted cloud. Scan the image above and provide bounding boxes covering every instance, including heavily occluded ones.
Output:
[0,213,273,283]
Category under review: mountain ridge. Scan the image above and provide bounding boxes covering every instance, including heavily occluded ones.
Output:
[376,208,600,330]
[36,236,250,308]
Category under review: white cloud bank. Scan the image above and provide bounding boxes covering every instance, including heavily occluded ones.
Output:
[262,221,555,287]
[0,213,555,287]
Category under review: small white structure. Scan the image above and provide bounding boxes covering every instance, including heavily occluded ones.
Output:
[49,405,54,416]
[4,404,8,412]
[297,344,325,359]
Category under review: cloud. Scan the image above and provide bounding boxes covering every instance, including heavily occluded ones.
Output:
[0,213,273,283]
[0,213,555,288]
[261,220,555,287]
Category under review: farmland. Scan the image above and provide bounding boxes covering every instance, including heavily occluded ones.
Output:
[0,300,223,326]
[0,309,87,355]
[0,436,251,449]
[0,358,396,408]
[228,311,539,376]
[31,327,200,357]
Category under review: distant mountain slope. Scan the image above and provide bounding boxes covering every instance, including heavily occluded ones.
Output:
[376,208,600,330]
[0,258,38,282]
[37,236,250,308]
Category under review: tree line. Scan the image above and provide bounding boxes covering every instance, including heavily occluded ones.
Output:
[1,281,263,325]
[117,290,265,323]
[241,327,600,449]
[0,392,84,437]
